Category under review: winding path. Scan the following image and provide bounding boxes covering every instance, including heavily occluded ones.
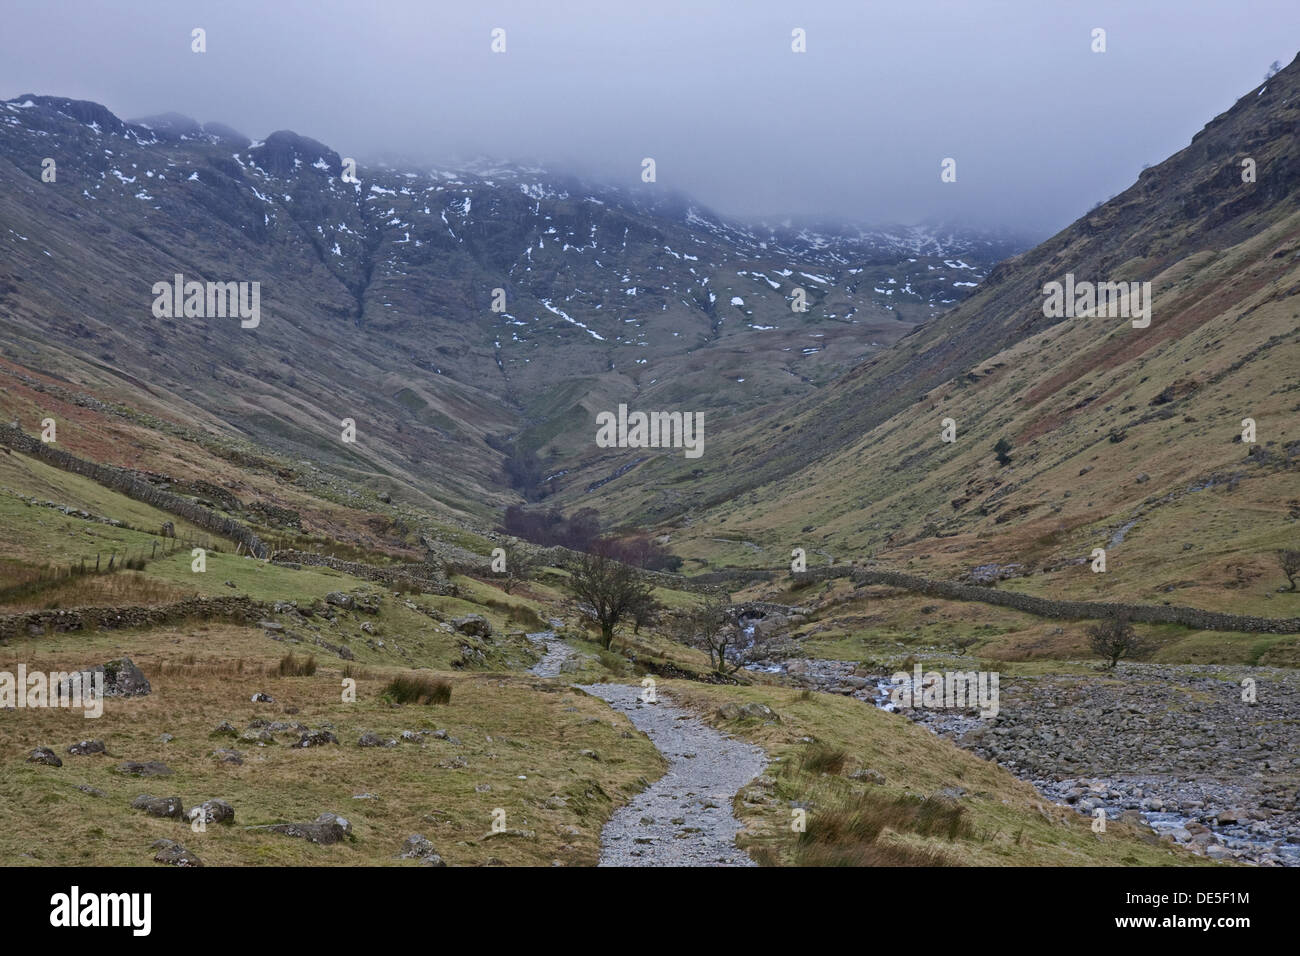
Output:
[577,682,768,866]
[526,630,768,865]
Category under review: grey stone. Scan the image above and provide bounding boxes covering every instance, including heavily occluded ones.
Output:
[260,812,353,844]
[152,839,202,866]
[131,794,184,818]
[27,747,62,767]
[186,799,235,826]
[399,834,446,866]
[293,729,339,748]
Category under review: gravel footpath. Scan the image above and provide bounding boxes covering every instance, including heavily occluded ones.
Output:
[577,682,768,866]
[526,631,572,677]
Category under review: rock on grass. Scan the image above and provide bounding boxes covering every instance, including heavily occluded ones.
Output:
[256,812,353,844]
[399,834,447,866]
[186,799,235,826]
[131,795,184,819]
[26,747,62,767]
[152,839,203,867]
[292,730,339,748]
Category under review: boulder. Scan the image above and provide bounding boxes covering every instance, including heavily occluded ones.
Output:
[186,799,235,826]
[26,746,62,767]
[131,795,184,819]
[715,702,780,723]
[399,834,447,866]
[292,729,339,748]
[151,839,202,867]
[358,732,396,748]
[67,739,106,756]
[325,591,356,610]
[61,657,151,698]
[452,614,492,638]
[261,812,353,845]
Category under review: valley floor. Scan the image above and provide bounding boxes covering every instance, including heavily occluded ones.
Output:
[758,655,1299,865]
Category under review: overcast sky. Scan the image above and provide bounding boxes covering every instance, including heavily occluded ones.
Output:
[3,0,1296,237]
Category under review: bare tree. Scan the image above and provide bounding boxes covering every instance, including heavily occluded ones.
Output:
[1278,549,1300,592]
[672,598,767,675]
[564,551,654,649]
[1087,616,1147,668]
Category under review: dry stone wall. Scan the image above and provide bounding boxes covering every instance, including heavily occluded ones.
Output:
[0,424,269,557]
[791,566,1300,634]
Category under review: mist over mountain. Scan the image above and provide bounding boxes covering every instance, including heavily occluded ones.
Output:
[3,0,1297,235]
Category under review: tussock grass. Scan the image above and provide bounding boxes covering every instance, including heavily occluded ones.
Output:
[278,652,317,677]
[799,742,847,776]
[782,789,972,865]
[383,673,452,705]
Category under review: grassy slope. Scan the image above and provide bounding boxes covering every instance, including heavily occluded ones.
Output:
[665,208,1300,620]
[0,623,663,867]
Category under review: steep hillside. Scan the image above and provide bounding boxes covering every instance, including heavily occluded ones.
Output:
[581,55,1300,615]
